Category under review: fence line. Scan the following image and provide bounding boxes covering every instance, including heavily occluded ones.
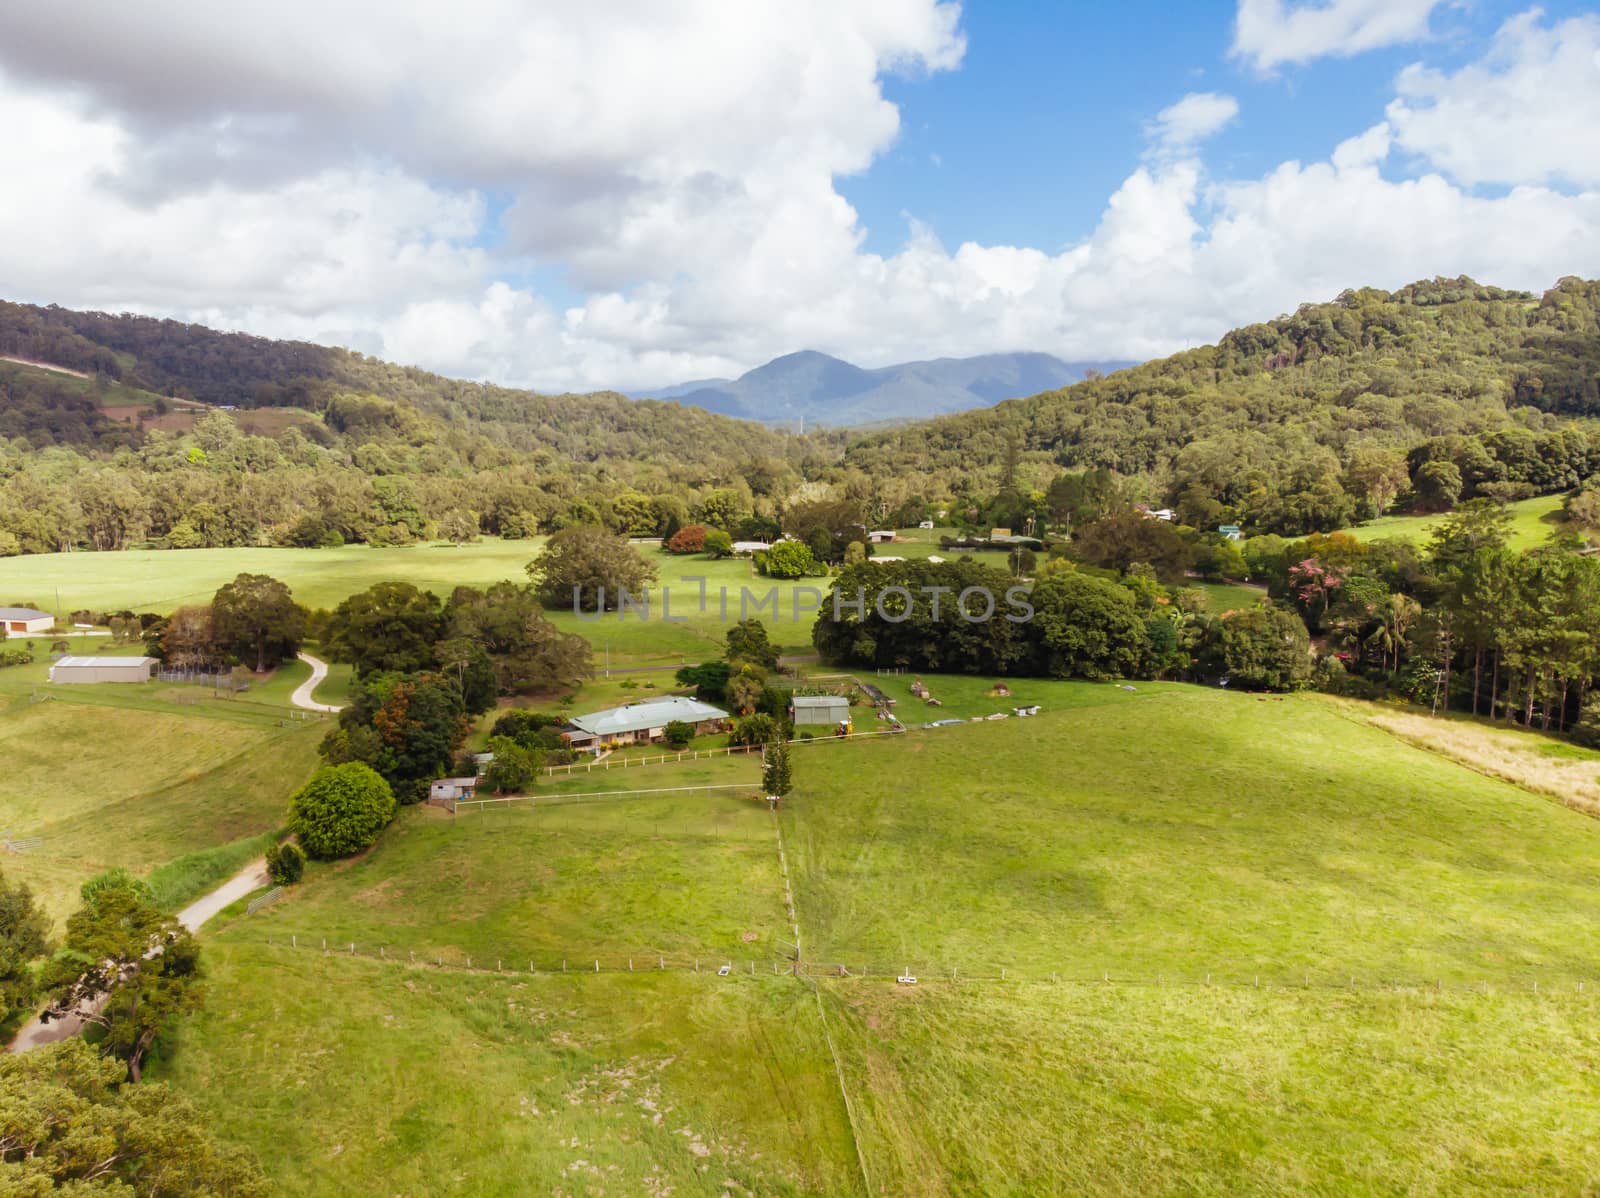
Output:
[246,886,284,914]
[448,782,757,814]
[248,937,1598,998]
[542,725,908,777]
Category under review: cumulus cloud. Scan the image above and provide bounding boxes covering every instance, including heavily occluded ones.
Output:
[1146,93,1240,156]
[1387,11,1600,188]
[1232,0,1443,71]
[0,2,1596,394]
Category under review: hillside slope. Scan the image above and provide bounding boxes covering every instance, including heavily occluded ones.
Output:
[842,276,1600,529]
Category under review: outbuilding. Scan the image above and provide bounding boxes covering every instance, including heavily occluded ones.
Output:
[867,530,896,543]
[790,694,851,731]
[429,777,479,805]
[48,656,157,684]
[0,607,53,635]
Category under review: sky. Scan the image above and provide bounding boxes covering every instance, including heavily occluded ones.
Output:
[0,0,1597,394]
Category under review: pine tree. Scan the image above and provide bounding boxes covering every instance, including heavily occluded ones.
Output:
[762,738,792,800]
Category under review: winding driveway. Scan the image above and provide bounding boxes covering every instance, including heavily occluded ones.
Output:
[290,652,344,713]
[9,857,271,1053]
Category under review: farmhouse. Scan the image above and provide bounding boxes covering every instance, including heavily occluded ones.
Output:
[563,695,729,752]
[48,655,157,683]
[0,607,53,634]
[789,694,851,732]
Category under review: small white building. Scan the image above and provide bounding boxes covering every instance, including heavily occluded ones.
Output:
[731,540,771,555]
[867,530,896,544]
[48,656,157,684]
[917,520,935,529]
[429,777,479,804]
[0,607,53,635]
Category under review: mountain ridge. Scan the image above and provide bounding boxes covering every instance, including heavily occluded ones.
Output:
[630,349,1136,427]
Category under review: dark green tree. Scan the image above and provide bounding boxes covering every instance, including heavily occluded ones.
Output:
[762,738,793,799]
[211,573,306,671]
[324,582,444,675]
[0,866,49,1025]
[527,526,657,612]
[289,763,397,858]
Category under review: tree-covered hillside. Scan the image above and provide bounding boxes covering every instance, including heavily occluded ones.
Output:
[842,277,1600,532]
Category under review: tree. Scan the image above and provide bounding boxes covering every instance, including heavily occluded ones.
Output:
[726,663,769,715]
[662,720,694,749]
[0,866,49,1024]
[527,526,657,612]
[211,573,306,672]
[444,582,591,696]
[762,540,817,580]
[324,582,444,675]
[1413,459,1464,511]
[1209,606,1313,691]
[481,736,543,793]
[1070,513,1193,581]
[40,877,202,1082]
[729,713,781,746]
[762,738,792,799]
[676,661,731,702]
[726,618,781,670]
[289,763,396,858]
[703,528,734,558]
[266,841,305,885]
[0,1039,268,1196]
[1030,572,1146,680]
[145,604,223,671]
[666,524,708,554]
[326,672,471,803]
[439,509,480,544]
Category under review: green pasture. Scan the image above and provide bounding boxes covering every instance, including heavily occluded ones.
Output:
[1341,492,1566,549]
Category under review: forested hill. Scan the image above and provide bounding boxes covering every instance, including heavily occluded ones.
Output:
[0,299,820,472]
[842,276,1600,532]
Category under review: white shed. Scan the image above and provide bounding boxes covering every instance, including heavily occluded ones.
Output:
[48,656,157,684]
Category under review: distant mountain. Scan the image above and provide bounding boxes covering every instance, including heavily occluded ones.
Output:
[630,350,1135,427]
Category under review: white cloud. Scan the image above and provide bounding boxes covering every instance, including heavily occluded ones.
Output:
[1387,11,1600,188]
[1146,93,1240,156]
[1232,0,1442,71]
[0,3,1597,396]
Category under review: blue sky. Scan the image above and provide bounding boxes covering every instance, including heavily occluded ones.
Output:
[0,1,1597,389]
[847,0,1596,255]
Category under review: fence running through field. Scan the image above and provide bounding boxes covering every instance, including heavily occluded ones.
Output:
[247,936,1598,997]
[541,725,908,777]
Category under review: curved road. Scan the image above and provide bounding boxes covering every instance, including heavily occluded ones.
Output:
[291,652,344,712]
[9,857,272,1053]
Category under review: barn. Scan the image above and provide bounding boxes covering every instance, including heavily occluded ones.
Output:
[48,656,157,684]
[790,694,851,731]
[0,607,53,635]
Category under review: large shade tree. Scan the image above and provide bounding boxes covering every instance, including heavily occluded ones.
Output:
[211,572,306,672]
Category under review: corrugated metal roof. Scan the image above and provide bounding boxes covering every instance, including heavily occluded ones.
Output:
[0,607,51,620]
[790,695,848,710]
[569,696,729,737]
[54,656,156,667]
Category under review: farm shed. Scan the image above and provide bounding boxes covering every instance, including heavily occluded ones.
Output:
[0,607,53,634]
[429,777,479,806]
[790,694,851,729]
[48,655,156,683]
[867,530,896,544]
[563,696,729,752]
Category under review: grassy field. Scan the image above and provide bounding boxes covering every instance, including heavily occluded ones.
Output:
[0,640,323,922]
[825,982,1600,1195]
[780,685,1600,983]
[0,540,838,663]
[1342,493,1566,549]
[157,951,863,1197]
[105,676,1600,1192]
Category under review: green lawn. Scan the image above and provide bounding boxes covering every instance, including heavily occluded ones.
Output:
[156,950,862,1198]
[1341,493,1566,549]
[0,638,322,923]
[1190,578,1268,611]
[139,679,1600,1193]
[2,539,832,665]
[826,982,1600,1196]
[780,685,1600,982]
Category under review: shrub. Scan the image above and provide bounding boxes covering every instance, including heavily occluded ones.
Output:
[703,529,734,558]
[266,841,306,885]
[289,763,396,859]
[662,720,694,749]
[666,524,708,554]
[729,713,781,747]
